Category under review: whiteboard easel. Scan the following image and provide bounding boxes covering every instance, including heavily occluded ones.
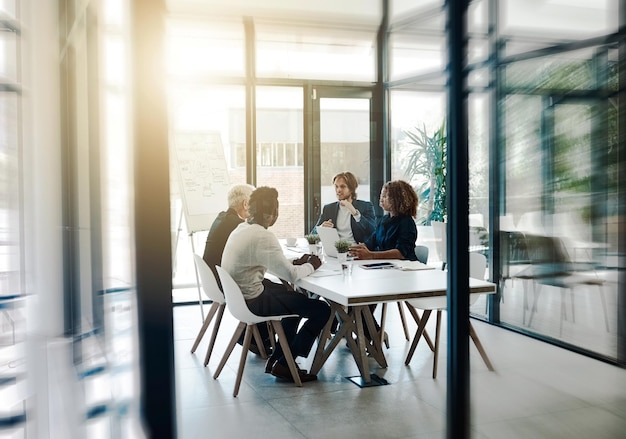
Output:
[172,131,230,321]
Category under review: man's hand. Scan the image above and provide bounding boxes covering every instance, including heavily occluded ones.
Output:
[306,254,322,270]
[320,219,334,228]
[339,199,357,215]
[292,254,310,265]
[293,254,322,270]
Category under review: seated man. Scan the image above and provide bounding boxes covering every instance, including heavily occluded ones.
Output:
[202,183,271,355]
[222,186,331,382]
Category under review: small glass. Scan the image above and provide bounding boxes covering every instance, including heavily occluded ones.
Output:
[342,255,354,276]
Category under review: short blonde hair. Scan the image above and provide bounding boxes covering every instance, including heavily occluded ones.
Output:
[227,184,255,209]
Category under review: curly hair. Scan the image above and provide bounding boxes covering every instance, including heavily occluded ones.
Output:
[248,186,279,218]
[383,180,418,217]
[332,171,359,200]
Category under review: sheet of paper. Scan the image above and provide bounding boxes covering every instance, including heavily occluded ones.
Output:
[394,261,436,271]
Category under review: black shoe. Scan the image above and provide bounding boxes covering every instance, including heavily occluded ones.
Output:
[265,358,277,373]
[248,342,262,356]
[270,362,317,382]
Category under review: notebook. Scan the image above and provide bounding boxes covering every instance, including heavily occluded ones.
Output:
[316,226,341,258]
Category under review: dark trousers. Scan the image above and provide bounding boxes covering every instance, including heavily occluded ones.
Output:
[246,279,331,365]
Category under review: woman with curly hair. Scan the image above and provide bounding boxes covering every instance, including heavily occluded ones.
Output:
[348,180,418,345]
[349,180,418,261]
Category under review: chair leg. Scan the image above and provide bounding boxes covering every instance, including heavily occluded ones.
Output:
[204,303,226,366]
[404,303,435,351]
[432,310,441,379]
[405,309,432,365]
[213,322,246,379]
[270,321,302,386]
[191,302,220,353]
[233,325,254,397]
[380,303,389,348]
[599,285,609,332]
[559,289,566,337]
[570,288,575,323]
[267,322,276,350]
[469,322,494,371]
[251,324,268,359]
[526,282,542,327]
[397,302,410,341]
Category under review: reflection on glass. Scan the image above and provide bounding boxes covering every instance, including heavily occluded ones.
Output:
[499,51,618,359]
[256,86,304,239]
[256,22,375,82]
[168,85,246,296]
[320,97,371,205]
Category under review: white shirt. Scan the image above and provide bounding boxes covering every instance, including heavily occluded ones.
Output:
[336,204,356,244]
[222,222,315,300]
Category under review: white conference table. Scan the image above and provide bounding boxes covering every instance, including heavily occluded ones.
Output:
[296,259,496,383]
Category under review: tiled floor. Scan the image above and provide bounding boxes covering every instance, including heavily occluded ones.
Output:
[174,302,626,439]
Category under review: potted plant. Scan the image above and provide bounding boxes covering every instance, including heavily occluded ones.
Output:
[305,233,321,255]
[403,122,447,225]
[334,239,351,262]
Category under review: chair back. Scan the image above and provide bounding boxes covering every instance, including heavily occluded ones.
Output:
[193,254,225,305]
[469,252,487,307]
[523,234,573,275]
[469,252,487,280]
[414,245,429,265]
[408,252,487,310]
[215,266,268,325]
[431,221,447,264]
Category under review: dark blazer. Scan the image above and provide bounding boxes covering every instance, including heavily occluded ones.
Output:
[312,199,376,243]
[364,214,418,260]
[202,208,243,287]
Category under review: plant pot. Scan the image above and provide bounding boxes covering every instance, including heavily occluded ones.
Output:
[337,252,347,262]
[309,244,318,255]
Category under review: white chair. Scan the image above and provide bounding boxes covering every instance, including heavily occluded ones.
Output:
[500,213,516,231]
[213,266,303,396]
[404,252,494,378]
[190,254,232,366]
[431,220,447,270]
[468,213,484,228]
[379,245,431,344]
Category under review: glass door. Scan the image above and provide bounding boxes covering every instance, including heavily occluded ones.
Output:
[307,88,373,231]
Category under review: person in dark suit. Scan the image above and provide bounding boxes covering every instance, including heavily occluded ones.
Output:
[202,183,255,285]
[311,171,376,244]
[202,183,271,355]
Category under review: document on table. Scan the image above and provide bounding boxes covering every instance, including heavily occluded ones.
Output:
[308,266,342,277]
[394,261,436,271]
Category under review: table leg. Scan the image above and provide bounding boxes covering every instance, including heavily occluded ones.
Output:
[359,305,387,368]
[310,302,366,379]
[353,307,372,382]
[405,309,432,365]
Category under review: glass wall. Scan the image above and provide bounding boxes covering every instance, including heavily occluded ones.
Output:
[319,97,372,206]
[499,43,619,357]
[165,15,379,296]
[0,0,25,432]
[387,0,622,363]
[256,86,304,239]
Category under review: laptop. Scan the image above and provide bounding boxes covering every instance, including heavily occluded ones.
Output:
[316,227,342,258]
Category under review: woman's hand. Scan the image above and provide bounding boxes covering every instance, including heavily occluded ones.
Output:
[349,243,373,260]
